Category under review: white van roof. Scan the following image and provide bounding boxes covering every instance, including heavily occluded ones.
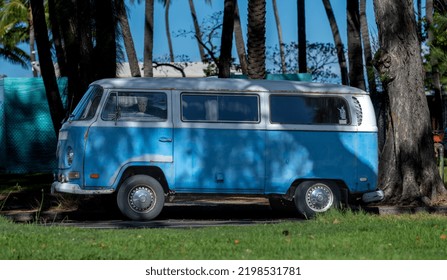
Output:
[91,77,368,95]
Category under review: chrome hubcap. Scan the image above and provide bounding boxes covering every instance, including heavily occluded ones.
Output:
[305,184,333,212]
[129,186,155,212]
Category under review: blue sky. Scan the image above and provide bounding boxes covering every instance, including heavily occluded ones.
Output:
[0,0,377,77]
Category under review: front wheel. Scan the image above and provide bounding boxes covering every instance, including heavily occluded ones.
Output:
[294,181,340,219]
[117,175,165,221]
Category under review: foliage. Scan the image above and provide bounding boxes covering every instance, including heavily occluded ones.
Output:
[424,12,447,88]
[267,42,339,83]
[1,210,447,259]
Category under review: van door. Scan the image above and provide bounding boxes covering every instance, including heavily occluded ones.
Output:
[174,93,264,194]
[83,90,173,189]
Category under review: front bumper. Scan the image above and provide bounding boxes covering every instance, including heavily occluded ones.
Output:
[362,189,384,203]
[51,181,115,195]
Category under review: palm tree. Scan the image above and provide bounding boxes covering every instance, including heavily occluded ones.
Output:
[359,0,376,94]
[297,0,306,73]
[188,0,211,62]
[30,0,64,135]
[218,0,235,78]
[247,0,266,79]
[0,0,37,76]
[322,0,348,85]
[233,3,248,75]
[347,0,365,90]
[144,0,154,77]
[117,0,141,77]
[272,0,286,73]
[159,0,174,62]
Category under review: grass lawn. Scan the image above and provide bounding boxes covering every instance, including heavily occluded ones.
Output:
[1,210,446,260]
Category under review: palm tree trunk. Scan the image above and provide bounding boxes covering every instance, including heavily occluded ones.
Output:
[359,0,376,94]
[218,0,235,78]
[30,0,65,135]
[28,8,38,77]
[164,0,174,62]
[322,0,348,85]
[48,0,67,77]
[297,0,306,73]
[233,3,248,75]
[347,0,365,90]
[247,0,266,79]
[188,0,206,62]
[144,0,154,77]
[272,0,286,73]
[117,0,141,77]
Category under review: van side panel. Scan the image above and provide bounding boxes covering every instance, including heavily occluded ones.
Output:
[265,130,378,194]
[173,127,265,193]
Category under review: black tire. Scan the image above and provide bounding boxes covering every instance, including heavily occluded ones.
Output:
[117,175,165,221]
[294,181,340,219]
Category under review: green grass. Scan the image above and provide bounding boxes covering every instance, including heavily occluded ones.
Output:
[1,210,446,260]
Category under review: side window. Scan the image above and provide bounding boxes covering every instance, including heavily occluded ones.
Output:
[101,92,167,122]
[181,94,259,122]
[72,86,103,121]
[270,95,350,125]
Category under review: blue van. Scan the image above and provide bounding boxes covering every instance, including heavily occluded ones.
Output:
[51,78,383,220]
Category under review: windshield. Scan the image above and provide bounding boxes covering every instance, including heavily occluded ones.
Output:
[70,85,103,121]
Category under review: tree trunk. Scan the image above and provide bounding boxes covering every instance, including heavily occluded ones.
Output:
[233,3,248,75]
[93,1,117,80]
[426,0,443,130]
[297,0,307,73]
[272,0,286,73]
[164,0,174,62]
[48,0,67,77]
[28,8,38,77]
[322,0,348,85]
[359,0,376,94]
[218,0,235,78]
[30,0,65,135]
[347,0,366,90]
[144,0,154,77]
[188,0,206,62]
[117,0,141,77]
[373,0,446,205]
[247,0,266,79]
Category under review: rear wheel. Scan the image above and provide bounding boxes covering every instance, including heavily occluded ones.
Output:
[117,175,165,221]
[294,181,340,219]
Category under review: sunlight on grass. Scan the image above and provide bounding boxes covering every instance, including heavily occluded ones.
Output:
[1,210,446,260]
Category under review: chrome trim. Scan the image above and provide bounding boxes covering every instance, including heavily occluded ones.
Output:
[362,189,384,203]
[51,181,114,195]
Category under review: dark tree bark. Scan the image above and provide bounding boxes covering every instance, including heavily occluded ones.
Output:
[297,0,307,73]
[272,0,286,73]
[189,0,206,62]
[373,0,446,205]
[218,0,236,78]
[48,0,67,77]
[347,0,366,90]
[322,0,348,85]
[247,0,266,79]
[30,0,65,135]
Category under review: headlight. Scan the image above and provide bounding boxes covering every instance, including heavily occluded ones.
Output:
[67,146,74,166]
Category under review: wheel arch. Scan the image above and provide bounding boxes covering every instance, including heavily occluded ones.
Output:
[116,166,170,194]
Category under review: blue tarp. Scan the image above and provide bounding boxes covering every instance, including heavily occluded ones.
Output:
[0,77,68,173]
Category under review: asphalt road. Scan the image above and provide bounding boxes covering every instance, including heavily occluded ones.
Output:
[2,196,303,229]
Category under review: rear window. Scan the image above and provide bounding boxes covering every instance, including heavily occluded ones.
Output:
[270,95,350,125]
[181,94,259,123]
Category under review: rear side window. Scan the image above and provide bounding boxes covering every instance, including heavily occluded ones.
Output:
[182,94,259,122]
[101,92,167,122]
[270,95,350,125]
